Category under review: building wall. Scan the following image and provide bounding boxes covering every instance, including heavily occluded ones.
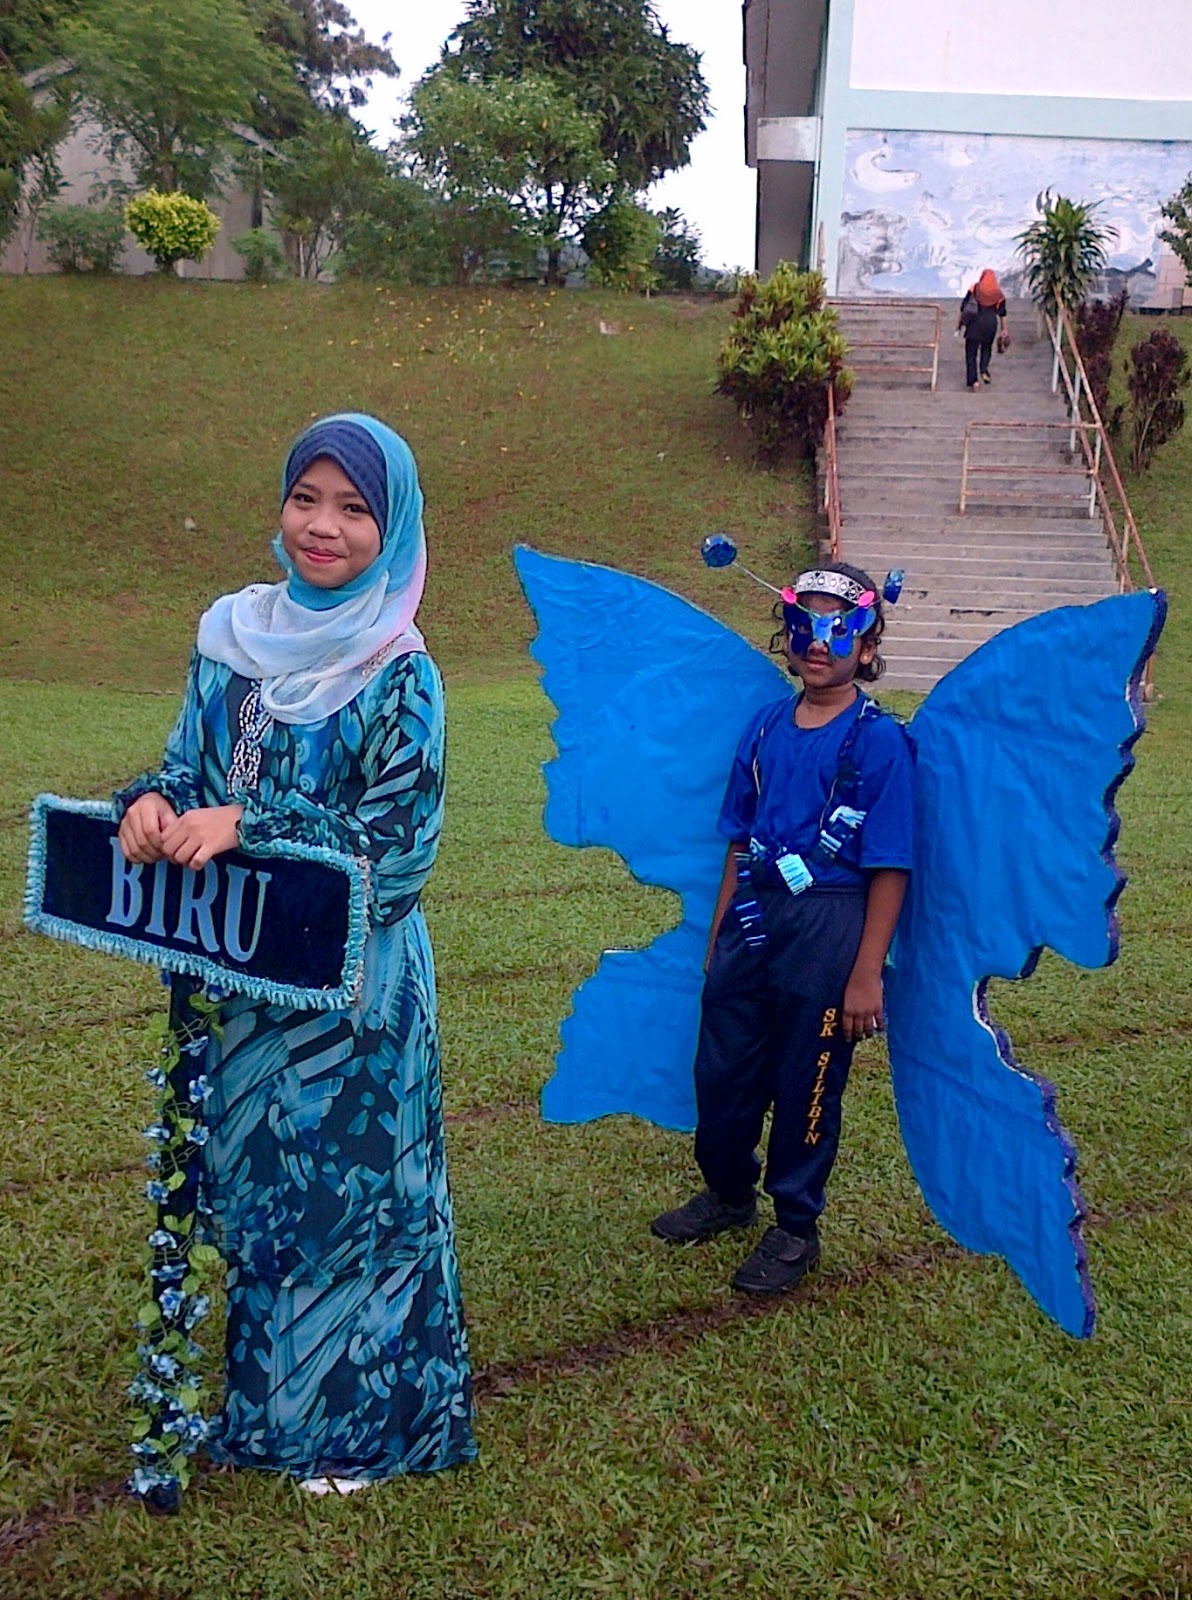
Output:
[849,0,1192,101]
[807,0,1192,300]
[838,128,1192,302]
[2,109,259,279]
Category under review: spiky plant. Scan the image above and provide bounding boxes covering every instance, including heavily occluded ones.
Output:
[1015,193,1117,319]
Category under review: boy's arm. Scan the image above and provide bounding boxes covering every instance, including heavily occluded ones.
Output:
[704,842,744,969]
[842,868,908,1042]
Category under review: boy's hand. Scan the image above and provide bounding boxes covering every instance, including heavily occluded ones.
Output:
[842,967,885,1043]
[160,804,244,870]
[118,792,180,864]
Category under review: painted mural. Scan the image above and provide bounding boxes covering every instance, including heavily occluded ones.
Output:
[838,129,1192,306]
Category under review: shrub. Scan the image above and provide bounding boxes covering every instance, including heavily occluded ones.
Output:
[124,190,220,273]
[230,227,287,283]
[1074,290,1128,422]
[714,263,852,464]
[652,207,702,292]
[1124,328,1189,472]
[37,202,126,273]
[582,199,661,292]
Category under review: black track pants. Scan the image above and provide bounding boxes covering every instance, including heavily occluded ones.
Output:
[693,884,867,1237]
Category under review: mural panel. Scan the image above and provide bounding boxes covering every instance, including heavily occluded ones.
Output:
[838,129,1192,306]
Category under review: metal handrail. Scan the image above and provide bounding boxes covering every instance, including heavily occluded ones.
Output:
[1048,302,1156,593]
[823,381,842,558]
[831,301,941,390]
[959,420,1102,517]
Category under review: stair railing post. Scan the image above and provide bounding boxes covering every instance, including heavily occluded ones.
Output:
[930,306,939,391]
[959,425,971,515]
[1050,314,1062,393]
[1069,368,1082,456]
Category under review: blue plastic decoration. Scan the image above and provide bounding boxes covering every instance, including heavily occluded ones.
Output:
[513,544,1166,1338]
[883,568,905,605]
[700,533,738,568]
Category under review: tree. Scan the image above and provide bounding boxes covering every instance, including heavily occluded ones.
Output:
[254,0,397,111]
[1014,192,1117,320]
[1158,172,1192,286]
[403,70,614,283]
[0,62,68,246]
[438,1,709,193]
[264,111,417,278]
[63,0,289,197]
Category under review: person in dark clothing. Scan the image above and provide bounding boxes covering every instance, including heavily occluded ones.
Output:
[959,268,1008,390]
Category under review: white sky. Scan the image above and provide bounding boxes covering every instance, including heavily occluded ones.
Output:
[345,1,757,270]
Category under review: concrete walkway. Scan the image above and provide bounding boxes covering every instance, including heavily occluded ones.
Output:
[829,298,1119,693]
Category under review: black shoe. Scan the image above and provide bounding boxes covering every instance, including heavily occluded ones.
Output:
[651,1187,757,1243]
[731,1226,820,1294]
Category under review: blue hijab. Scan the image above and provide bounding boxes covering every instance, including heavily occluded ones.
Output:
[196,413,429,724]
[274,412,425,611]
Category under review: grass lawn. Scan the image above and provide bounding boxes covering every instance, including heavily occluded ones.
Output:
[0,282,1189,1599]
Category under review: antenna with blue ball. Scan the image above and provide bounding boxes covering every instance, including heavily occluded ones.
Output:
[700,533,783,594]
[702,533,905,609]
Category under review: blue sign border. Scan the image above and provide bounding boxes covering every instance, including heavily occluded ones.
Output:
[25,795,370,1012]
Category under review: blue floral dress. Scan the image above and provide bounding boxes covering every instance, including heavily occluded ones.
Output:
[117,649,476,1481]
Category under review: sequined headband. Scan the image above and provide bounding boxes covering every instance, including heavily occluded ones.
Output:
[790,569,867,605]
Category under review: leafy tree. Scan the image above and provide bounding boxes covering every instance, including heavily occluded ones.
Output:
[438,1,709,193]
[265,112,418,279]
[254,0,397,111]
[63,0,288,197]
[716,264,853,465]
[1158,172,1192,286]
[0,63,68,245]
[1014,192,1116,319]
[125,188,220,271]
[403,70,614,283]
[0,1,84,70]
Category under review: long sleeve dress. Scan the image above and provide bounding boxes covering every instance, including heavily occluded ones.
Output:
[115,648,476,1481]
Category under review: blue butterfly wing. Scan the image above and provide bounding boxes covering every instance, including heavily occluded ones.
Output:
[886,588,1166,1338]
[513,546,789,1130]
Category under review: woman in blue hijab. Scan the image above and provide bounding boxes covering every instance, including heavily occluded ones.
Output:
[116,414,475,1495]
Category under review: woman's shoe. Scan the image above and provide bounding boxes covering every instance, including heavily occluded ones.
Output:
[967,383,980,391]
[981,373,992,384]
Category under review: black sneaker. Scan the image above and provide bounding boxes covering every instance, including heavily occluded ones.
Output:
[651,1187,757,1243]
[731,1226,820,1294]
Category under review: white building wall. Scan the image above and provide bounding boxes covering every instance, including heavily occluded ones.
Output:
[850,0,1192,102]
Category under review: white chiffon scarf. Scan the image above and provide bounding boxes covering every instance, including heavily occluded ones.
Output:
[196,546,426,725]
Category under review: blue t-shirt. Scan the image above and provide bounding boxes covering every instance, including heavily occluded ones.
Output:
[717,691,915,888]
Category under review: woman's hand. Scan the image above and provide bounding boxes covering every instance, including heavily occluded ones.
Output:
[842,965,885,1044]
[118,792,180,863]
[160,804,244,870]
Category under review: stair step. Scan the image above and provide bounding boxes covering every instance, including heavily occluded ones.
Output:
[820,295,1123,690]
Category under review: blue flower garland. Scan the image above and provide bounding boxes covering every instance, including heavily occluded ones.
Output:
[127,979,223,1515]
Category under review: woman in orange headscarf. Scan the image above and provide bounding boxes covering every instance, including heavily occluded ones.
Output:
[958,268,1009,390]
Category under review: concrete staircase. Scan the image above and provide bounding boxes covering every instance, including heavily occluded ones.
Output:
[827,298,1119,693]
